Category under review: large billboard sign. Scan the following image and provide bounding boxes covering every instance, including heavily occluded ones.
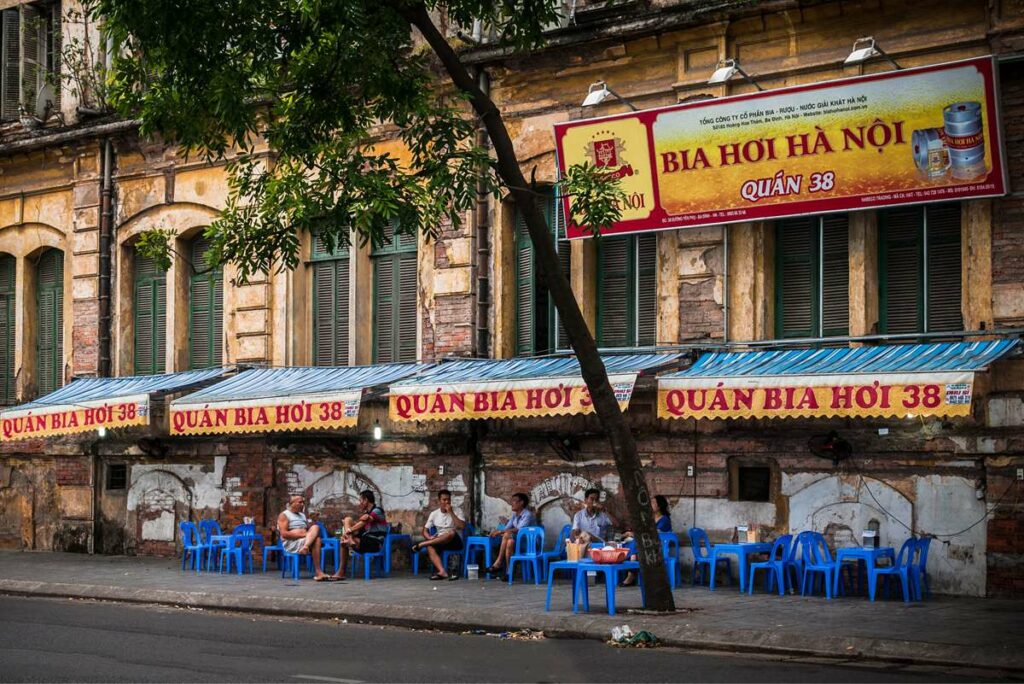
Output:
[554,57,1006,239]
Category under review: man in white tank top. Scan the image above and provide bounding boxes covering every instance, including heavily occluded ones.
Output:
[277,495,330,581]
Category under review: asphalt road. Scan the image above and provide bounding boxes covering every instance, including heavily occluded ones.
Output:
[0,596,1007,683]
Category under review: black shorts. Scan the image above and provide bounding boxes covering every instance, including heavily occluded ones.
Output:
[356,534,384,554]
[436,533,463,552]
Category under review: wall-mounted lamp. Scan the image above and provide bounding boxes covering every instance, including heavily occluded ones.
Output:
[372,420,382,441]
[581,81,638,111]
[707,59,764,91]
[844,37,901,70]
[97,426,107,439]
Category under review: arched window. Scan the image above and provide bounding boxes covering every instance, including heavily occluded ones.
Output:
[311,234,350,366]
[36,248,63,395]
[371,222,417,363]
[134,249,167,375]
[0,254,15,404]
[187,234,223,369]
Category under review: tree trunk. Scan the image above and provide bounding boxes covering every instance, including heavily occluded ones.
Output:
[406,5,675,612]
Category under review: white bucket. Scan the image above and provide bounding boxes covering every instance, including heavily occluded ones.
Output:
[467,564,479,580]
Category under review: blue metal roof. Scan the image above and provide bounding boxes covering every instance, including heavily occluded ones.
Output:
[663,340,1019,379]
[174,363,425,404]
[3,367,229,412]
[392,353,683,386]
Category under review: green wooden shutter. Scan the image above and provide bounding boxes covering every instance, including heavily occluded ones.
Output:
[312,235,350,366]
[597,236,632,347]
[19,3,43,117]
[880,207,924,334]
[0,254,15,405]
[514,207,535,356]
[636,234,657,346]
[372,222,416,363]
[47,1,59,109]
[925,204,962,333]
[821,215,850,337]
[134,251,166,375]
[188,235,223,369]
[775,217,817,338]
[1,9,18,121]
[36,248,63,395]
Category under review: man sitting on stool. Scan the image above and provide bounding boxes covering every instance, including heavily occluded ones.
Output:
[412,489,465,580]
[332,489,387,579]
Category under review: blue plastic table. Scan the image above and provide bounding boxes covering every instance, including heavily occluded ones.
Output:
[835,546,896,595]
[545,560,584,611]
[709,542,771,591]
[463,535,503,577]
[574,560,645,616]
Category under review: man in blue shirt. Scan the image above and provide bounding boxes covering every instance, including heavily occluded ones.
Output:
[486,492,535,579]
[571,488,616,543]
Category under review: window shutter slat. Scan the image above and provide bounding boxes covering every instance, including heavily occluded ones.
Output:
[0,10,18,121]
[374,256,394,363]
[636,234,657,346]
[926,204,962,332]
[881,207,923,334]
[777,218,816,338]
[821,215,850,336]
[554,239,571,349]
[597,237,630,347]
[154,277,166,373]
[334,258,350,365]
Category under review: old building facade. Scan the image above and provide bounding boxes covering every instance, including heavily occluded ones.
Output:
[0,0,1022,597]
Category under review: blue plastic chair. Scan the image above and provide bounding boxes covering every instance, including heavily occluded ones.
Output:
[783,531,813,589]
[198,520,224,571]
[660,532,681,589]
[349,526,392,580]
[540,524,572,574]
[507,526,546,585]
[317,522,340,575]
[280,547,314,580]
[179,521,210,572]
[219,531,255,575]
[868,538,919,602]
[913,536,932,599]
[801,533,844,599]
[689,527,731,587]
[412,524,473,576]
[747,534,793,596]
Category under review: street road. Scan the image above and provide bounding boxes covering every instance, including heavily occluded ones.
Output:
[0,596,1006,682]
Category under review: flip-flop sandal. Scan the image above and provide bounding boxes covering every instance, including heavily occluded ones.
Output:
[430,573,447,581]
[314,576,328,582]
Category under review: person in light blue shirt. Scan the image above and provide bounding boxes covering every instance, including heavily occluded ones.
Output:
[486,492,536,578]
[570,488,616,543]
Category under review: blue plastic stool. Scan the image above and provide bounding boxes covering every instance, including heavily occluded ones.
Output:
[545,560,583,611]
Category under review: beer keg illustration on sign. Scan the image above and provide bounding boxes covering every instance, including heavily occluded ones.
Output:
[942,101,987,180]
[911,128,951,179]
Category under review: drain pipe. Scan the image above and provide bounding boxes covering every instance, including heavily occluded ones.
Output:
[473,66,491,358]
[98,138,113,377]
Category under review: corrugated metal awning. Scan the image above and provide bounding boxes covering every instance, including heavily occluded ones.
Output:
[389,353,682,422]
[0,367,229,441]
[657,340,1019,421]
[170,363,425,436]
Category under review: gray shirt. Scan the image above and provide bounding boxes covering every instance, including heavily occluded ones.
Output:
[572,509,612,540]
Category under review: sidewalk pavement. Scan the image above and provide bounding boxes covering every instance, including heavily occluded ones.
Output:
[0,550,1021,673]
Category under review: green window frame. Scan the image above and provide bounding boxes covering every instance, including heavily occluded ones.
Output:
[596,234,657,348]
[0,253,15,405]
[311,234,350,366]
[188,234,224,370]
[133,249,167,375]
[879,203,962,335]
[371,222,417,363]
[774,214,850,339]
[513,189,570,356]
[35,248,63,396]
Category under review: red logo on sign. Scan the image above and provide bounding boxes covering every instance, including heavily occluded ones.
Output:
[593,139,618,167]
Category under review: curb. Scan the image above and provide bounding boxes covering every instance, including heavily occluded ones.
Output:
[1,578,1020,674]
